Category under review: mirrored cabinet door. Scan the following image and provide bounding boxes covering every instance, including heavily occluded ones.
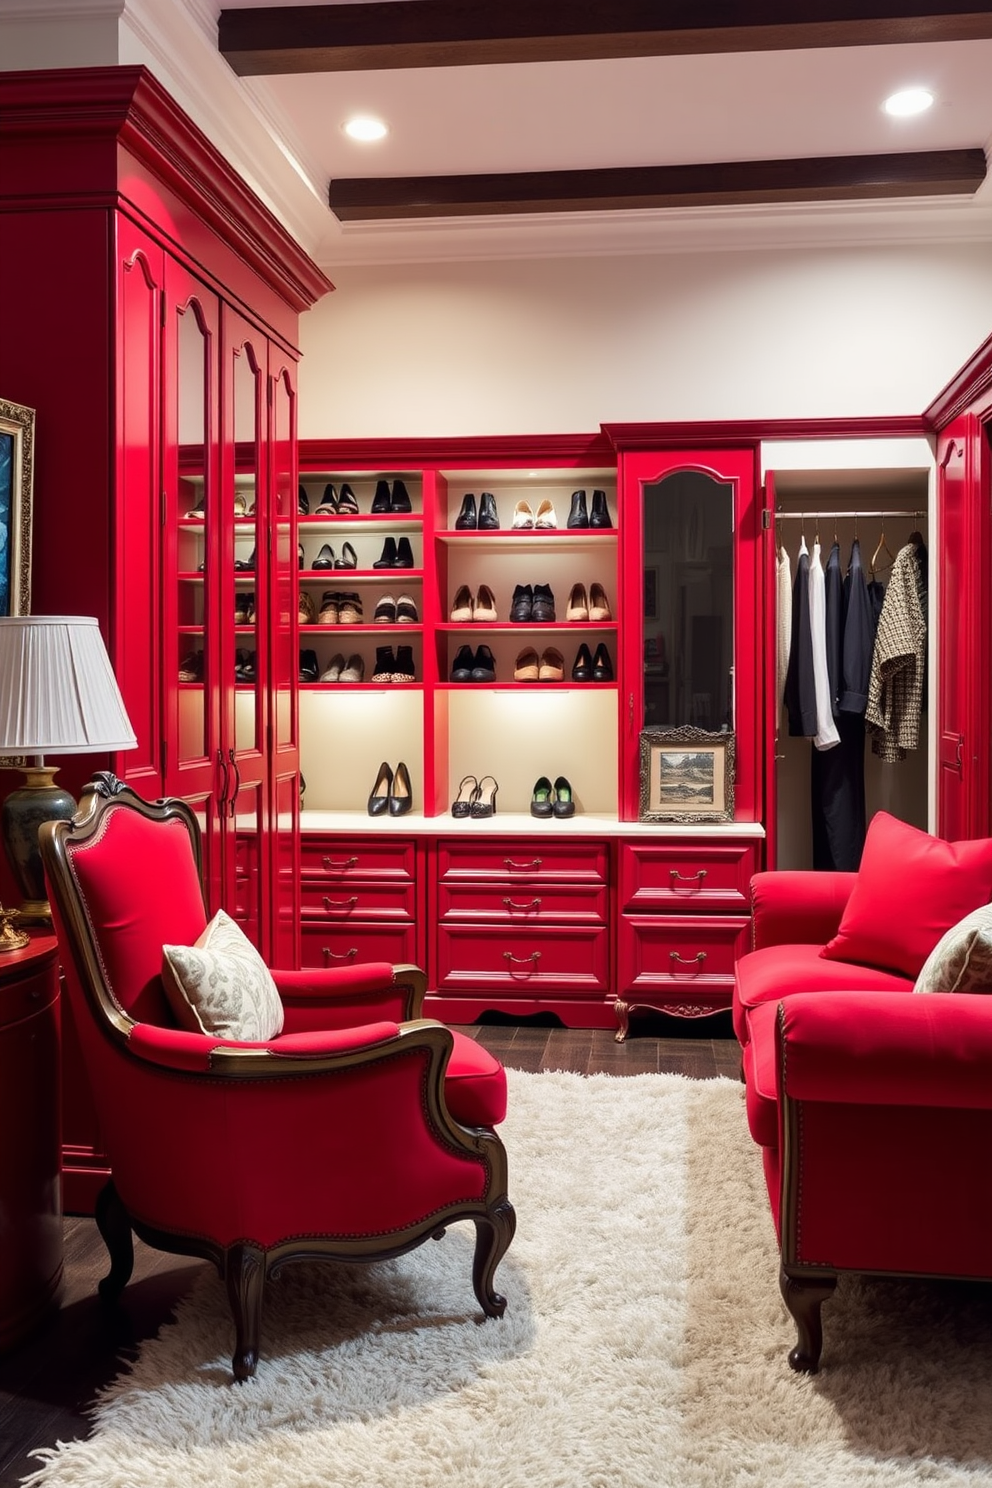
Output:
[620,448,761,822]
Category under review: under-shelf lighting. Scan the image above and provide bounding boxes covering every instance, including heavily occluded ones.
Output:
[883,87,934,118]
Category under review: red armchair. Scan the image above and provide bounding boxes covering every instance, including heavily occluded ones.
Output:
[40,773,515,1381]
[737,866,992,1374]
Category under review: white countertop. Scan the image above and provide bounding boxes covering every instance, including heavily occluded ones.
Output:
[300,810,765,838]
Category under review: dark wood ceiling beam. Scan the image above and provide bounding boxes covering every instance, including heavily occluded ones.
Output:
[219,2,992,76]
[329,149,987,221]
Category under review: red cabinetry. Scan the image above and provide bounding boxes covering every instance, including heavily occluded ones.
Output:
[0,67,329,1209]
[299,837,421,969]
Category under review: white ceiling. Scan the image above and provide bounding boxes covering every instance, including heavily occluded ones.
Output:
[90,1,992,270]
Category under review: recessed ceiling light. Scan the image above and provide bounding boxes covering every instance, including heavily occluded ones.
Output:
[883,88,934,118]
[344,116,388,142]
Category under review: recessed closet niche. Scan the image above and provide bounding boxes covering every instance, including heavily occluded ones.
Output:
[764,440,935,872]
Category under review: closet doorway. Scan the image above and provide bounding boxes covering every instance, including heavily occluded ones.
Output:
[763,441,935,872]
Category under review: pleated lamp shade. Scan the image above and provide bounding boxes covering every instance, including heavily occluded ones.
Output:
[0,616,136,924]
[0,616,137,754]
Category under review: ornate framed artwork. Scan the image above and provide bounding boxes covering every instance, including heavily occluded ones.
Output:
[0,397,34,768]
[0,397,34,620]
[639,726,735,823]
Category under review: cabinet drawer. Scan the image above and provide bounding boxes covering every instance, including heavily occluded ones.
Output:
[438,839,609,885]
[299,837,416,883]
[617,914,750,995]
[438,881,608,925]
[300,920,418,969]
[300,882,415,922]
[435,924,609,995]
[619,842,758,913]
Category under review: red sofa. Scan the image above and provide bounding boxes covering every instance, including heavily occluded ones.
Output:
[736,838,992,1373]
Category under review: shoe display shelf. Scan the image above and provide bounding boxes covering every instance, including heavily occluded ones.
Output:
[297,472,424,692]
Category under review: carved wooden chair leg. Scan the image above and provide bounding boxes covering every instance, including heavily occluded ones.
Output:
[780,1265,837,1373]
[472,1199,517,1317]
[94,1180,135,1303]
[225,1241,267,1382]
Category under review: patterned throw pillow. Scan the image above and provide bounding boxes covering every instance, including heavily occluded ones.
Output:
[161,908,284,1039]
[913,903,992,994]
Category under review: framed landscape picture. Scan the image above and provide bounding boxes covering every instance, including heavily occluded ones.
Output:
[639,726,735,823]
[0,397,34,620]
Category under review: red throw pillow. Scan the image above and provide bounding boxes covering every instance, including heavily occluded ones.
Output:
[820,812,992,978]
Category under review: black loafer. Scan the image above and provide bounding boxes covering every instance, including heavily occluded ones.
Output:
[531,584,556,622]
[589,489,612,529]
[390,480,412,513]
[371,480,391,513]
[470,645,496,682]
[510,584,533,622]
[450,644,475,682]
[479,491,500,530]
[455,493,477,530]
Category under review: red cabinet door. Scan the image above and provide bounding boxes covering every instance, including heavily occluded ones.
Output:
[936,414,991,840]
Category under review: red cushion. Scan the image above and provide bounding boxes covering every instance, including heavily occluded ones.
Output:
[733,942,911,1042]
[444,1033,507,1128]
[820,811,992,978]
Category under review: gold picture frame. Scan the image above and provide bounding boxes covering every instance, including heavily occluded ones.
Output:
[0,397,35,768]
[639,726,735,823]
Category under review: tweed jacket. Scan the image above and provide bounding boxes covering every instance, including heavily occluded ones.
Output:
[865,542,926,762]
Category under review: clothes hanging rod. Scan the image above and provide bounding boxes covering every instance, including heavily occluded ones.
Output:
[775,509,925,520]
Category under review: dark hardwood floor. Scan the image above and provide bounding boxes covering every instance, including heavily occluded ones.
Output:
[0,1022,739,1485]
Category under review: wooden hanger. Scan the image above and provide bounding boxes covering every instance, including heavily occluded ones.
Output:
[871,525,894,576]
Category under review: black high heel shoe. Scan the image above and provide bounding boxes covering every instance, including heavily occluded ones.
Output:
[553,775,576,818]
[315,483,338,515]
[394,536,414,568]
[389,761,413,817]
[455,493,477,530]
[371,480,391,514]
[312,543,336,570]
[572,643,594,681]
[531,776,553,819]
[298,485,310,515]
[336,482,359,514]
[451,774,478,818]
[334,541,358,569]
[298,649,319,682]
[592,643,614,681]
[373,536,398,568]
[471,775,499,818]
[390,479,412,513]
[234,547,257,571]
[368,761,393,817]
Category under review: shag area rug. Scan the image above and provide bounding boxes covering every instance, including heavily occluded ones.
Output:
[23,1069,992,1487]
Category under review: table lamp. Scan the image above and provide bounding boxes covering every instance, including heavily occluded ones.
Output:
[0,616,137,924]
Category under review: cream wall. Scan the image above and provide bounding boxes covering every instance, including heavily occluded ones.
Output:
[298,244,992,438]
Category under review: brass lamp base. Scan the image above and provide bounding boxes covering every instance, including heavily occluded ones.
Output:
[0,907,30,952]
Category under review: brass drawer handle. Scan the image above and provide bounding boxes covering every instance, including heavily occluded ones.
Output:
[322,947,358,962]
[322,855,358,871]
[670,868,707,885]
[670,951,707,967]
[502,897,542,911]
[323,896,358,911]
[504,857,542,870]
[503,951,541,965]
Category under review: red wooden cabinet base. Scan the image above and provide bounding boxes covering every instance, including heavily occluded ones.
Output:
[0,934,64,1347]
